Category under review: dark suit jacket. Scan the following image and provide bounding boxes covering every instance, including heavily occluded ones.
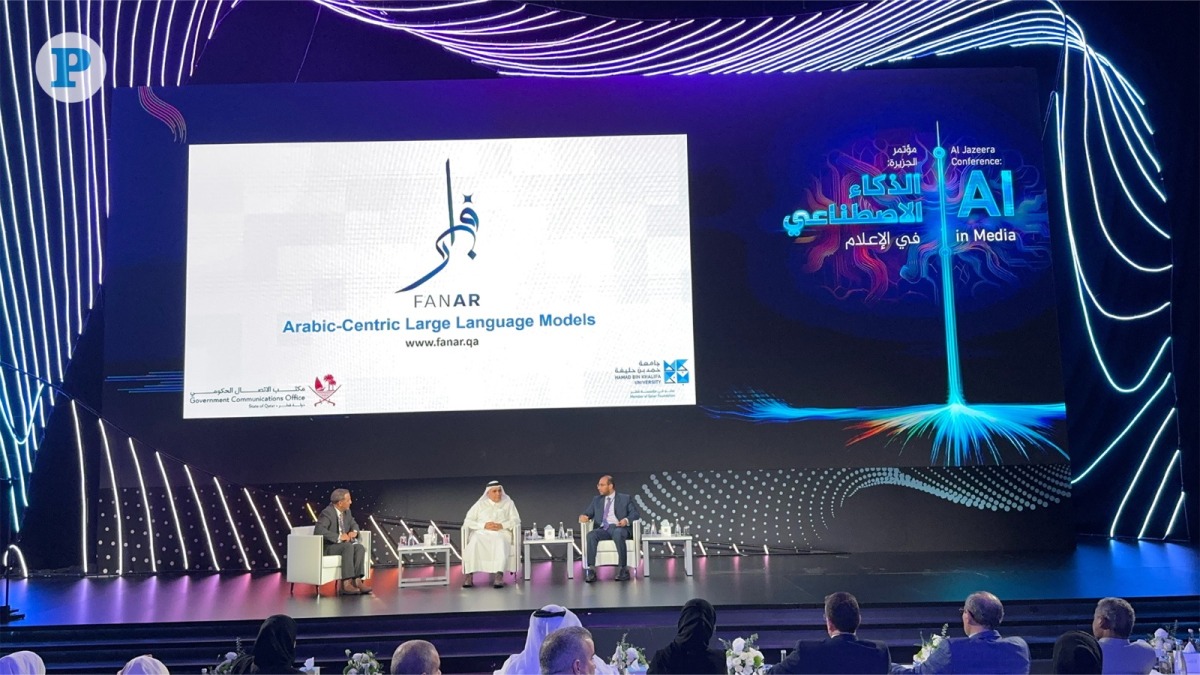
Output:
[583,492,640,524]
[314,505,360,546]
[771,633,890,674]
[896,630,1030,674]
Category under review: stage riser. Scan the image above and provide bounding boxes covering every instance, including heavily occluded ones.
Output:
[5,599,1196,674]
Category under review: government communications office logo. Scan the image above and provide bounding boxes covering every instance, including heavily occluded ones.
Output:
[36,32,106,102]
[664,359,689,384]
[309,374,341,406]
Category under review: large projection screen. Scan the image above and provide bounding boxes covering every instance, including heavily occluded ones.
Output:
[183,136,694,418]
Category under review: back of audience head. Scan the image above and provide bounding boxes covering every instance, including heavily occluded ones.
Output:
[1092,597,1136,639]
[962,591,1004,633]
[674,598,717,650]
[1052,630,1103,674]
[391,640,440,675]
[540,626,596,674]
[824,591,862,635]
[0,651,46,675]
[118,655,170,675]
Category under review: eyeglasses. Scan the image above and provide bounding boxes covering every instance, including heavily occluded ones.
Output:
[959,607,978,622]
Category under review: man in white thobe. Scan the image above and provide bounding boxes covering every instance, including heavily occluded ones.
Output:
[462,480,520,588]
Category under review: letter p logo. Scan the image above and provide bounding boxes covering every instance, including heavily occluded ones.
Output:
[49,47,91,88]
[37,33,106,102]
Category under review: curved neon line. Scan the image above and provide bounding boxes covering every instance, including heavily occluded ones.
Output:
[155,451,189,570]
[1109,408,1175,537]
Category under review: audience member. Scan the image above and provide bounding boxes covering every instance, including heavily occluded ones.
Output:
[648,598,724,674]
[1092,597,1155,675]
[230,614,302,673]
[391,640,441,675]
[496,605,611,675]
[772,592,888,674]
[1052,631,1103,674]
[0,651,46,675]
[540,626,597,675]
[891,591,1029,674]
[118,655,170,674]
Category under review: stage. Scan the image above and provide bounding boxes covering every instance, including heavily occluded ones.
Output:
[3,537,1197,673]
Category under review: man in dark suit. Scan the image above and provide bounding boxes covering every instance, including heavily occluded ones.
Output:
[578,475,639,582]
[891,591,1029,674]
[313,488,370,595]
[771,592,889,674]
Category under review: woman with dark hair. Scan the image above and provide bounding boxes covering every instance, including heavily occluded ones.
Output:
[230,615,302,674]
[648,598,725,674]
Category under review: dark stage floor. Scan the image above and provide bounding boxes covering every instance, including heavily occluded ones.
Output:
[8,537,1198,626]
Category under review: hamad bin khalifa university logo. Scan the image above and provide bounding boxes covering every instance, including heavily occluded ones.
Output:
[36,32,106,103]
[664,360,689,384]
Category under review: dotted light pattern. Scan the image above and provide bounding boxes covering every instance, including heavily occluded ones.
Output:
[0,0,1187,574]
[636,466,1071,549]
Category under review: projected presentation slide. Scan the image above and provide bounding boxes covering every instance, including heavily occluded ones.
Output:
[105,69,1070,484]
[183,136,694,418]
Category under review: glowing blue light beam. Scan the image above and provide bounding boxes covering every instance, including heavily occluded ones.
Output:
[184,465,220,571]
[1109,408,1176,537]
[97,420,124,575]
[1072,374,1171,483]
[155,451,189,570]
[127,438,158,572]
[1164,492,1185,539]
[70,402,87,573]
[1137,449,1180,539]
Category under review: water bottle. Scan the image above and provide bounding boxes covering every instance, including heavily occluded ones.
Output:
[558,521,565,538]
[532,522,538,539]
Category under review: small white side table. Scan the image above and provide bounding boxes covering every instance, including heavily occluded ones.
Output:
[523,536,576,581]
[641,535,693,577]
[395,544,452,588]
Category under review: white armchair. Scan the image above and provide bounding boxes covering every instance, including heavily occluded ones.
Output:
[461,521,522,578]
[286,526,371,594]
[580,520,640,576]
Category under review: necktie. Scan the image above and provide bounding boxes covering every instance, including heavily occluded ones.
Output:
[338,510,345,534]
[603,497,613,530]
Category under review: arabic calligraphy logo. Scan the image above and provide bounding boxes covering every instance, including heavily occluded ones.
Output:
[309,373,340,406]
[398,159,480,293]
[664,359,689,384]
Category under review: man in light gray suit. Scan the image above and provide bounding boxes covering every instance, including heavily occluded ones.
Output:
[1093,597,1155,674]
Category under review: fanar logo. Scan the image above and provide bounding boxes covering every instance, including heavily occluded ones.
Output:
[398,159,479,293]
[310,374,340,406]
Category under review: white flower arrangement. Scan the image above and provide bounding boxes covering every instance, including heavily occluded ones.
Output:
[299,656,319,674]
[610,633,649,675]
[914,623,950,664]
[720,634,765,675]
[344,649,383,675]
[202,637,244,674]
